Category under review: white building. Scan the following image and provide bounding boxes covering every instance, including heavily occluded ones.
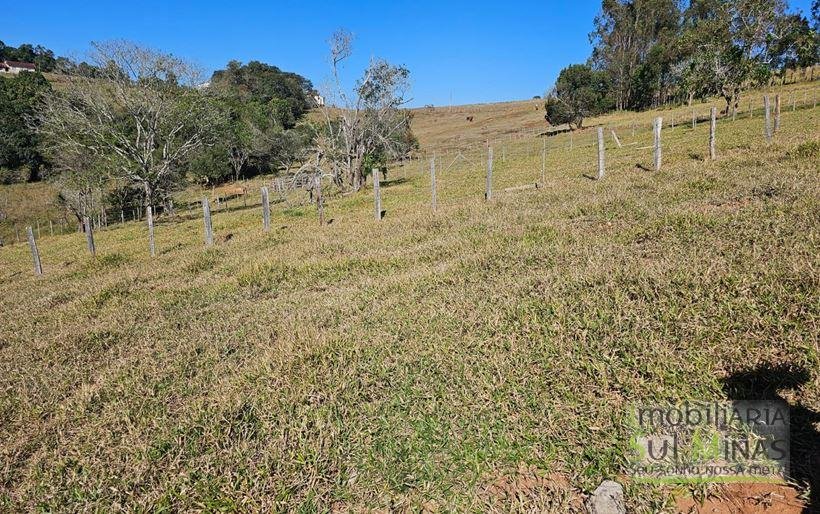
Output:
[0,61,36,74]
[313,95,325,107]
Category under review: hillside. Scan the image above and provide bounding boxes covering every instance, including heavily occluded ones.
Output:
[1,83,819,511]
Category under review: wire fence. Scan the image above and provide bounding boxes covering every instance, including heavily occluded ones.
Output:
[5,83,819,270]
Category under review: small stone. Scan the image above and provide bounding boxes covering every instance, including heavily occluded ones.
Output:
[587,480,625,514]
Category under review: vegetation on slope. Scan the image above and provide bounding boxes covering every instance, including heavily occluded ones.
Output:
[1,86,817,510]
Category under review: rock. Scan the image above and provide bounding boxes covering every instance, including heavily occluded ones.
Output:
[587,480,625,514]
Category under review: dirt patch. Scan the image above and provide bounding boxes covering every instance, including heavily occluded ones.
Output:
[479,463,585,513]
[675,483,806,513]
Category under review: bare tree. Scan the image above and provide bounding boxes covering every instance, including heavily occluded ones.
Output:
[36,40,222,250]
[316,30,413,191]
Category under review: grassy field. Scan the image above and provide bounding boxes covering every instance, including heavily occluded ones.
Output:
[1,84,818,511]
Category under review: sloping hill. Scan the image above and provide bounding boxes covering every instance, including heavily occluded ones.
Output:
[0,83,818,511]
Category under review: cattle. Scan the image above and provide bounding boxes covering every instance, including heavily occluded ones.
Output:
[466,116,474,122]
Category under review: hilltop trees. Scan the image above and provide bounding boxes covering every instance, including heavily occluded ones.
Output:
[0,71,51,182]
[582,0,819,113]
[209,60,315,129]
[192,60,316,183]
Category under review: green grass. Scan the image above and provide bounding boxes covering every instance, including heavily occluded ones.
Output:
[0,86,818,512]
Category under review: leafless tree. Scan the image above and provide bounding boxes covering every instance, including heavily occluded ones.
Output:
[35,40,222,250]
[316,30,413,191]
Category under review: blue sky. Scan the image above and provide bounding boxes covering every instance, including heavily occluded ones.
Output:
[3,0,815,107]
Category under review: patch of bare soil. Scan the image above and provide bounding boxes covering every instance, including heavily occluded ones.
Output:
[479,463,585,513]
[675,483,806,513]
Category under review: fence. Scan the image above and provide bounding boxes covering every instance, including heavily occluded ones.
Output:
[7,84,819,275]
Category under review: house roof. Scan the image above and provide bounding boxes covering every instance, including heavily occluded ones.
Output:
[3,61,36,70]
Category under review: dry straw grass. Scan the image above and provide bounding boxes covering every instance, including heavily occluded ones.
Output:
[0,82,818,511]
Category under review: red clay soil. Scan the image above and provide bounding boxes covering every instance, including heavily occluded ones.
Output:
[676,483,807,513]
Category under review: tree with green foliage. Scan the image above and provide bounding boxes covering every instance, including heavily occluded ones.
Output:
[545,64,612,129]
[678,0,801,113]
[590,0,682,110]
[0,72,51,182]
[209,60,314,129]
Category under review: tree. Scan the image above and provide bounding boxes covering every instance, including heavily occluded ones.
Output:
[0,71,51,180]
[677,0,798,113]
[590,0,681,110]
[37,40,221,205]
[545,64,612,129]
[36,40,223,252]
[316,30,415,191]
[209,60,314,129]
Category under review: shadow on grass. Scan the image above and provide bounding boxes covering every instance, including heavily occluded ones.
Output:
[721,364,820,513]
[382,178,409,188]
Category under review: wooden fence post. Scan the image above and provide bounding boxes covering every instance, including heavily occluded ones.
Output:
[26,226,42,276]
[147,206,156,257]
[373,168,382,220]
[597,127,605,180]
[774,94,781,132]
[202,198,213,246]
[49,220,53,236]
[541,138,547,185]
[610,129,622,148]
[692,109,696,129]
[749,99,752,118]
[709,107,717,160]
[261,186,271,231]
[15,226,20,243]
[485,147,493,201]
[315,175,324,225]
[653,117,663,171]
[83,216,96,256]
[430,157,437,210]
[764,95,772,142]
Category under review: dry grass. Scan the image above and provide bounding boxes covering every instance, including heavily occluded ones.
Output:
[0,83,818,511]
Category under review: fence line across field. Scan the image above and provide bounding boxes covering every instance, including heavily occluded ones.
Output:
[6,86,819,274]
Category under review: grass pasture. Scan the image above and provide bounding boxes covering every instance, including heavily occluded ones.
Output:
[0,85,819,511]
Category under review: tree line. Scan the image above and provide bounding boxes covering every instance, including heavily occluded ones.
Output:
[546,0,819,128]
[1,36,416,230]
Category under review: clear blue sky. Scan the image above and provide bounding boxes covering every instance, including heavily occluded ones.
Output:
[3,0,814,107]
